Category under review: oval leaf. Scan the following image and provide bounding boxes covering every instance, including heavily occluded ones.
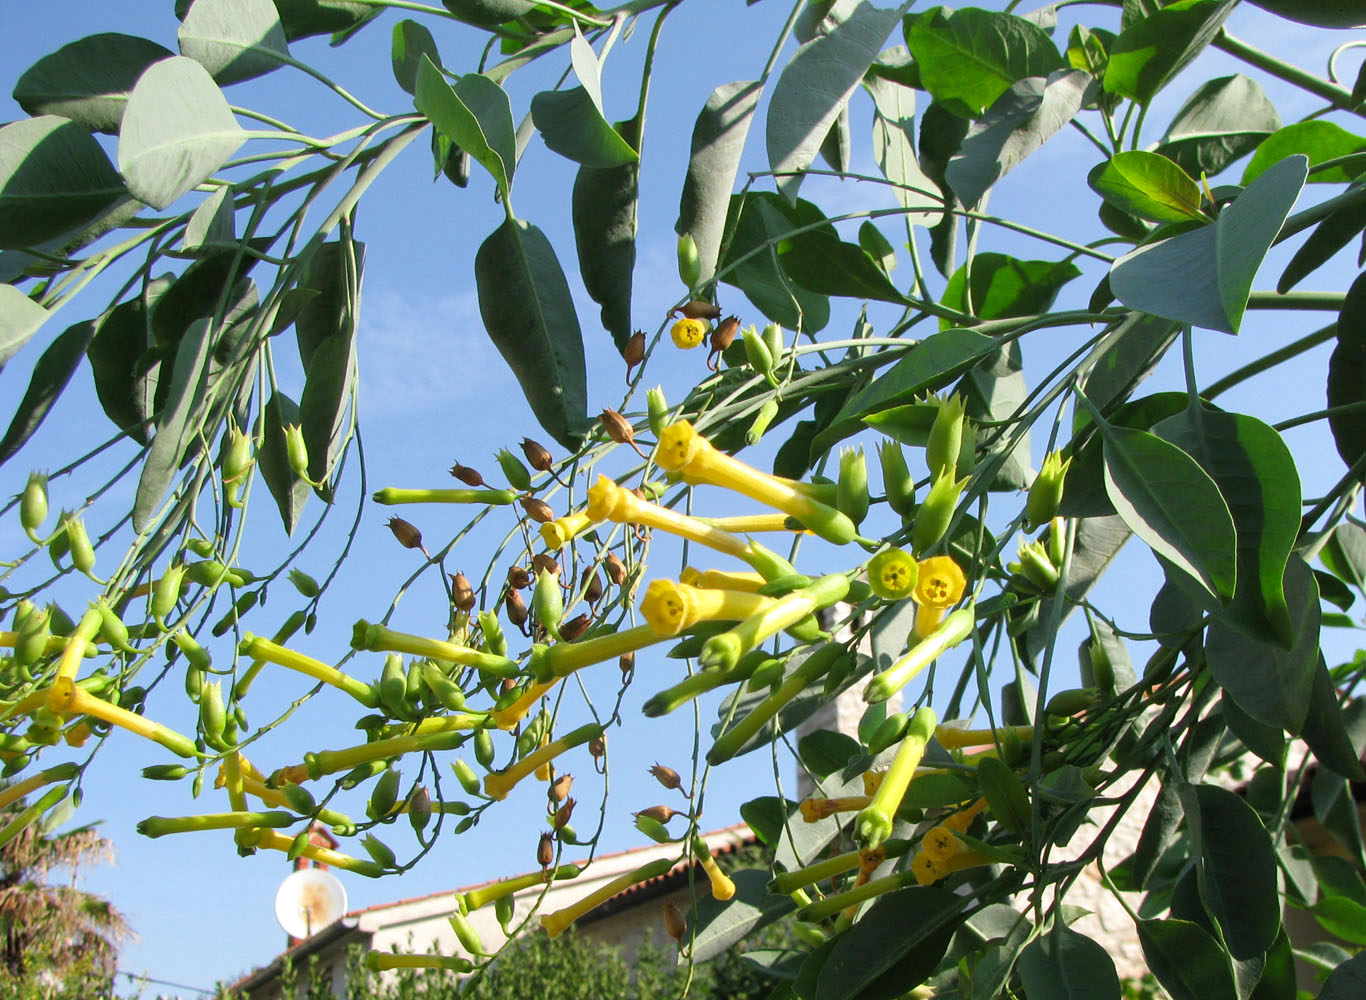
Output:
[975,756,1031,834]
[865,74,943,226]
[767,0,902,203]
[685,868,795,963]
[1104,0,1238,105]
[1327,270,1366,472]
[1088,151,1207,223]
[1017,925,1121,1000]
[0,285,51,369]
[13,33,175,134]
[1243,120,1366,185]
[816,887,963,1000]
[0,320,97,466]
[530,87,638,168]
[0,116,127,251]
[1109,154,1307,333]
[117,56,246,210]
[1156,74,1280,178]
[178,0,290,86]
[414,59,516,200]
[391,19,440,95]
[1136,919,1238,1000]
[572,116,639,355]
[474,217,588,450]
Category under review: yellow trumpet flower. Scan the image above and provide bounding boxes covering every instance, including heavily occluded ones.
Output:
[484,723,601,801]
[540,858,673,937]
[639,579,774,637]
[460,865,581,911]
[491,680,559,729]
[680,567,767,592]
[913,556,967,638]
[693,837,736,900]
[587,475,753,560]
[540,511,596,550]
[799,795,872,822]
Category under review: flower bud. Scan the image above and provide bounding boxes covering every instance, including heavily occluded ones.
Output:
[649,763,683,792]
[451,572,476,612]
[520,497,555,524]
[837,447,870,528]
[283,423,309,480]
[671,318,707,349]
[625,330,646,382]
[707,316,740,370]
[912,469,967,555]
[926,395,966,479]
[746,399,780,446]
[646,386,670,438]
[65,517,96,576]
[742,325,775,380]
[762,323,785,362]
[496,449,533,491]
[532,569,564,640]
[538,831,555,868]
[386,517,428,556]
[409,786,432,833]
[676,234,701,289]
[223,421,253,483]
[1026,450,1072,530]
[505,588,528,628]
[877,441,915,518]
[20,472,47,540]
[450,462,485,487]
[507,565,531,589]
[604,552,627,586]
[520,438,554,473]
[285,568,319,598]
[673,299,722,320]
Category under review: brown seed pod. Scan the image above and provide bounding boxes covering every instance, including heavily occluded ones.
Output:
[549,773,574,801]
[707,315,741,371]
[619,651,635,677]
[634,804,678,824]
[671,299,723,320]
[649,763,683,792]
[531,553,561,578]
[604,552,627,586]
[449,462,485,487]
[386,517,428,556]
[500,677,517,695]
[505,589,529,627]
[552,797,576,830]
[625,330,646,383]
[589,734,606,761]
[559,613,591,642]
[450,572,476,612]
[600,408,649,459]
[507,565,531,589]
[520,496,555,524]
[662,900,687,944]
[582,568,603,606]
[537,831,555,868]
[520,438,554,472]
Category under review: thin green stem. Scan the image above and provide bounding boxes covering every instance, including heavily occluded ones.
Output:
[1246,290,1347,311]
[1214,29,1366,120]
[1274,400,1366,432]
[760,0,806,82]
[1202,323,1337,399]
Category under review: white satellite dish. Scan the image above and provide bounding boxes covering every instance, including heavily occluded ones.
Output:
[275,868,348,939]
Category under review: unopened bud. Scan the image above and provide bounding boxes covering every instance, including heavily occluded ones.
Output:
[649,763,683,792]
[288,569,320,597]
[520,438,554,473]
[496,449,532,491]
[926,394,966,479]
[1026,450,1072,530]
[386,517,428,556]
[284,423,309,480]
[532,569,564,640]
[646,386,670,438]
[451,572,476,612]
[20,472,48,540]
[520,497,555,524]
[450,462,485,487]
[538,831,555,868]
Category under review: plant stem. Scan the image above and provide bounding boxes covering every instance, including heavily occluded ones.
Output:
[1214,29,1366,120]
[1203,323,1337,399]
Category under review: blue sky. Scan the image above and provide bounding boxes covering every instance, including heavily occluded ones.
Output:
[1,1,1363,994]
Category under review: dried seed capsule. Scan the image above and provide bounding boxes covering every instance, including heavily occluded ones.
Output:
[559,613,591,642]
[531,553,560,578]
[538,831,555,868]
[521,438,554,473]
[386,517,428,556]
[662,900,687,943]
[589,734,606,761]
[508,565,531,589]
[625,330,646,382]
[505,589,529,628]
[649,763,683,792]
[450,462,485,487]
[552,797,576,829]
[451,572,476,612]
[672,299,722,320]
[619,652,634,677]
[604,552,627,586]
[581,568,603,606]
[601,409,647,458]
[707,316,740,371]
[520,497,555,524]
[635,804,679,824]
[549,773,573,801]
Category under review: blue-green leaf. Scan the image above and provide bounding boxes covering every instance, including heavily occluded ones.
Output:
[1137,919,1238,1000]
[531,87,639,169]
[415,58,515,200]
[1104,0,1238,105]
[178,0,290,86]
[0,116,127,250]
[12,33,174,133]
[1017,925,1120,1000]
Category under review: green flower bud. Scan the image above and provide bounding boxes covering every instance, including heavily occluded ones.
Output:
[479,610,507,657]
[837,447,869,528]
[283,423,309,480]
[742,325,775,381]
[496,449,532,492]
[876,440,915,518]
[361,833,396,869]
[20,473,47,541]
[452,758,482,796]
[761,323,785,366]
[926,395,966,479]
[151,564,187,623]
[1026,450,1072,529]
[646,386,670,439]
[1016,539,1059,591]
[532,569,564,641]
[367,768,401,822]
[912,468,967,555]
[222,421,253,483]
[474,728,496,769]
[746,399,780,446]
[676,233,701,289]
[65,517,96,577]
[288,569,320,598]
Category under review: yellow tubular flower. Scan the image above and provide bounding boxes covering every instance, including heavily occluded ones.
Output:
[239,634,380,707]
[366,953,472,974]
[484,723,602,801]
[921,825,962,862]
[461,865,581,911]
[254,830,385,877]
[492,680,559,729]
[47,679,199,758]
[587,475,753,560]
[541,858,674,937]
[934,725,1033,750]
[943,797,989,833]
[671,318,707,349]
[639,579,774,637]
[697,513,802,534]
[911,848,993,885]
[0,763,77,813]
[799,795,872,822]
[913,555,967,635]
[652,421,857,545]
[540,511,595,550]
[694,837,736,900]
[537,625,666,680]
[46,609,102,715]
[684,568,767,592]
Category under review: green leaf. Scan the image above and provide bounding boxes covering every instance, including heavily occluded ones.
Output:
[0,320,96,467]
[117,56,246,210]
[1152,406,1300,645]
[1088,151,1208,223]
[719,192,830,333]
[905,6,1064,118]
[1243,121,1366,185]
[1327,270,1366,472]
[739,796,788,847]
[1312,766,1366,868]
[1314,896,1366,945]
[1221,694,1286,764]
[440,0,537,29]
[1109,154,1307,333]
[531,88,639,169]
[573,116,639,356]
[1136,919,1238,1000]
[133,317,214,532]
[271,0,381,41]
[865,73,944,227]
[258,392,309,534]
[798,730,861,780]
[766,0,901,203]
[816,888,963,1000]
[179,0,290,86]
[1104,0,1238,105]
[1302,656,1366,781]
[391,19,440,95]
[149,239,269,351]
[859,221,896,274]
[946,69,1093,209]
[298,329,356,492]
[1278,196,1366,292]
[0,116,127,251]
[686,868,795,963]
[1319,952,1366,1000]
[474,217,588,450]
[291,238,364,370]
[86,280,168,446]
[0,286,51,370]
[12,33,174,133]
[961,344,1032,490]
[1179,782,1281,960]
[1017,925,1120,1000]
[779,231,908,304]
[415,59,516,200]
[677,80,762,285]
[975,756,1031,834]
[1155,74,1281,178]
[1082,397,1237,602]
[1321,519,1366,592]
[816,329,999,454]
[941,253,1081,327]
[183,186,234,251]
